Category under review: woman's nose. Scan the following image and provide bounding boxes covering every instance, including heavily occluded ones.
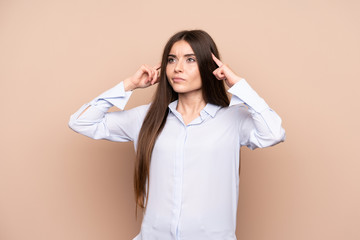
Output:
[174,60,183,72]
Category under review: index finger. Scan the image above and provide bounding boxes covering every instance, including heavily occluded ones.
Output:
[153,62,161,70]
[211,53,223,67]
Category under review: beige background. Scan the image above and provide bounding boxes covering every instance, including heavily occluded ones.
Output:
[1,0,359,239]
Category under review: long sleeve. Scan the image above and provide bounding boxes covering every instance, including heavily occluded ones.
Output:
[228,78,286,150]
[68,81,148,143]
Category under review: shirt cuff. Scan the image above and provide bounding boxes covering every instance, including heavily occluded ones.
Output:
[89,81,133,111]
[228,78,270,113]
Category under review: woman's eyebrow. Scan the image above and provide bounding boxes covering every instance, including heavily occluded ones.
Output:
[168,53,196,58]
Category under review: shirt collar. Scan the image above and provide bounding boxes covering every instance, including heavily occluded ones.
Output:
[168,100,221,119]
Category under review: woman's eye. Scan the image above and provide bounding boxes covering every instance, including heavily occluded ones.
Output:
[167,58,175,63]
[187,58,196,62]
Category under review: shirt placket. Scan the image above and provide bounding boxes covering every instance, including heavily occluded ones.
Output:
[171,120,187,239]
[169,108,207,240]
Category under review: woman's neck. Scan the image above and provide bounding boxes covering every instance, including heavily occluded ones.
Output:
[176,91,206,124]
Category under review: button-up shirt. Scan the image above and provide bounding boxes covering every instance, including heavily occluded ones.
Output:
[68,78,286,240]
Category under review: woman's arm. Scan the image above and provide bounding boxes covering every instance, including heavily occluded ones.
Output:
[228,79,286,150]
[68,81,141,142]
[68,63,161,142]
[212,54,286,150]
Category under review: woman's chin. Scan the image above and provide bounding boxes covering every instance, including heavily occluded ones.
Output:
[171,85,202,95]
[172,89,187,94]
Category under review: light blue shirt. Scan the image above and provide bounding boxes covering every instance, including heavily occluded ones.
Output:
[68,79,286,240]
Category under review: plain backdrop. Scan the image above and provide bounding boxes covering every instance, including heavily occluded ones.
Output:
[0,0,359,240]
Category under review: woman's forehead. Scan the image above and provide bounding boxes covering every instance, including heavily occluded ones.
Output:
[169,40,194,56]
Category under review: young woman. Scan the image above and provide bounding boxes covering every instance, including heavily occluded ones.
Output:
[68,29,286,240]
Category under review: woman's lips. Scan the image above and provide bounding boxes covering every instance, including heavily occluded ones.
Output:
[172,77,185,83]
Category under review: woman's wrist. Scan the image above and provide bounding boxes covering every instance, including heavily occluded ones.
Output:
[123,78,137,91]
[227,76,243,88]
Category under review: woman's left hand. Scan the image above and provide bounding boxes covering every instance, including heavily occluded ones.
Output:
[212,53,243,88]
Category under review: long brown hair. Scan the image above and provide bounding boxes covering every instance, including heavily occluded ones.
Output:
[134,29,230,216]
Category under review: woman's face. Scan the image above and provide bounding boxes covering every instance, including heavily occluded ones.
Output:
[166,40,202,95]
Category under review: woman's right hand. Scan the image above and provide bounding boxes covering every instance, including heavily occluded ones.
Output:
[123,63,161,91]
